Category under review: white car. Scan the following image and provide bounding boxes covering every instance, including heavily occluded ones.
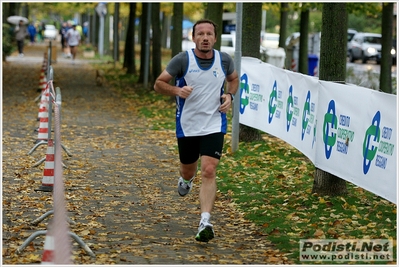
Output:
[221,34,235,56]
[348,32,381,63]
[43,25,58,40]
[261,32,280,49]
[221,33,268,58]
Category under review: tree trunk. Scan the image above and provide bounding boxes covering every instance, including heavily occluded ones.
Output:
[161,12,170,49]
[298,9,309,75]
[113,3,120,63]
[312,169,348,196]
[138,3,150,83]
[171,3,183,58]
[279,3,289,49]
[104,12,111,56]
[123,2,136,75]
[151,2,162,86]
[205,3,223,50]
[379,3,393,94]
[240,3,263,142]
[312,3,348,197]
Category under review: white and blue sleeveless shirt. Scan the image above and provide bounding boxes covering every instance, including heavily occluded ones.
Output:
[175,49,227,138]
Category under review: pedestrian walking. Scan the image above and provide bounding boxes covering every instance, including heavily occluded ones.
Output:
[59,22,69,57]
[154,19,238,242]
[65,24,81,63]
[14,20,29,57]
[27,22,37,45]
[37,22,45,43]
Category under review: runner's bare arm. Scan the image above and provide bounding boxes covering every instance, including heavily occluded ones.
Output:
[154,70,193,99]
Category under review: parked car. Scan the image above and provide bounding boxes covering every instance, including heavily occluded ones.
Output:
[221,34,235,56]
[261,32,280,49]
[347,29,358,57]
[348,32,381,63]
[347,29,358,43]
[43,24,58,40]
[376,39,396,65]
[221,33,265,57]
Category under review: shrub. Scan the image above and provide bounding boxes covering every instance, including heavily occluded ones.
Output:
[2,24,16,61]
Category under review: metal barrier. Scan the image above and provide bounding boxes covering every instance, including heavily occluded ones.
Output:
[29,64,72,172]
[17,44,95,261]
[19,83,95,258]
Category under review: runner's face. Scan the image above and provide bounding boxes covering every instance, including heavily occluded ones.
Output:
[193,23,216,53]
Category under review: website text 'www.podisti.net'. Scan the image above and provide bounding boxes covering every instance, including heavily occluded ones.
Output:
[299,239,394,262]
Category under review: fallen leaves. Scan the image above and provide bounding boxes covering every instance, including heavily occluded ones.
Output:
[2,50,292,265]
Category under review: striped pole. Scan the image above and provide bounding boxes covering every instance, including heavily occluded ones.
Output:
[37,84,49,121]
[35,139,54,192]
[41,221,54,265]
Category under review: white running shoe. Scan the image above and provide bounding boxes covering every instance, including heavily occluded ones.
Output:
[195,221,215,242]
[177,176,194,196]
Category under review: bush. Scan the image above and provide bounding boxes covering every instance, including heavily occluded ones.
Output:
[3,24,16,61]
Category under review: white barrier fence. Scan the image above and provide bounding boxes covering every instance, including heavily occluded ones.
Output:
[239,57,397,204]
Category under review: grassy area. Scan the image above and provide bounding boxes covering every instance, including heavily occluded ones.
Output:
[96,59,396,265]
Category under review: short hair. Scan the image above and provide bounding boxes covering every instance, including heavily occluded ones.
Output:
[192,19,218,37]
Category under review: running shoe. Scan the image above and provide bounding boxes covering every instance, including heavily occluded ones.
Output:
[177,176,194,196]
[195,222,215,242]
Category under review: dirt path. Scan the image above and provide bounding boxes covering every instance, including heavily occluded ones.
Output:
[2,42,290,264]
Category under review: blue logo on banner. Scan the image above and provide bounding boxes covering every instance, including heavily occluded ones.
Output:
[268,81,278,123]
[301,91,311,140]
[362,111,381,174]
[239,74,250,114]
[286,85,294,132]
[323,100,337,159]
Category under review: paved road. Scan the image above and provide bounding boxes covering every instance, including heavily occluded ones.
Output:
[2,42,290,264]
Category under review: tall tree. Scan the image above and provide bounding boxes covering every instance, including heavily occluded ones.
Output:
[161,12,171,49]
[379,3,394,94]
[123,2,136,75]
[113,3,120,63]
[171,3,183,58]
[278,3,289,49]
[240,2,263,142]
[138,3,151,84]
[312,3,348,196]
[104,9,111,56]
[298,7,309,75]
[152,2,162,85]
[205,3,223,50]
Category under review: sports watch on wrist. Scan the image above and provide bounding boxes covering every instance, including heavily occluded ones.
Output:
[228,93,234,102]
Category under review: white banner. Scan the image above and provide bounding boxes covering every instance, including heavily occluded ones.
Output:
[239,57,397,204]
[239,57,319,162]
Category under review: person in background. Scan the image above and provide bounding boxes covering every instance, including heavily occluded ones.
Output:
[76,23,83,39]
[14,20,29,57]
[83,22,89,42]
[27,22,37,45]
[59,22,69,57]
[65,24,81,63]
[153,19,238,243]
[37,22,45,43]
